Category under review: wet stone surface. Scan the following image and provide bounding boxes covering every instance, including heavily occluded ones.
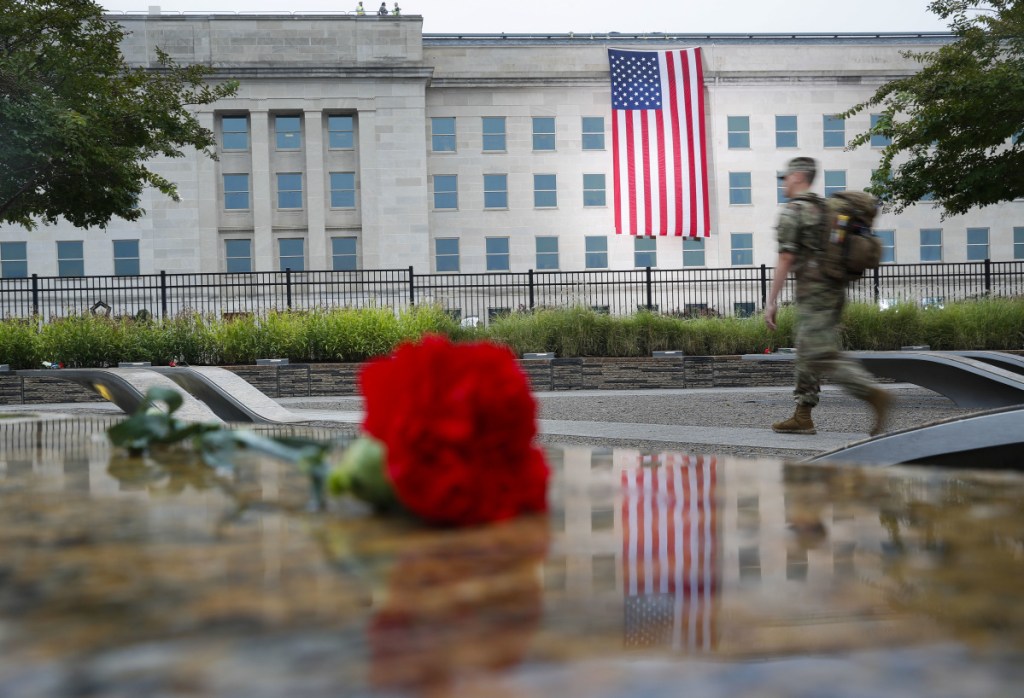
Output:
[1,416,1023,697]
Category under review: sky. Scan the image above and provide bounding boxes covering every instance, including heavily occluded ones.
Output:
[99,0,953,35]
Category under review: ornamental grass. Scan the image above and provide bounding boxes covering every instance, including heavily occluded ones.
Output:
[1,298,1022,369]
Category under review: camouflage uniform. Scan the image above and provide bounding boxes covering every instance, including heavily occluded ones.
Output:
[776,193,877,408]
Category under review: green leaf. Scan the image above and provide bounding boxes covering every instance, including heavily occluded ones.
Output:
[0,0,238,229]
[845,0,1024,218]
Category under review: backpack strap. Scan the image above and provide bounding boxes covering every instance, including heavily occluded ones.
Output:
[788,192,828,255]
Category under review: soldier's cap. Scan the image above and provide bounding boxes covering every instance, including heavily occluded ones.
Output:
[778,157,817,179]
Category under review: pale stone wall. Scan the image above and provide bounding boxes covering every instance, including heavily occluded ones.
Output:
[2,15,1019,288]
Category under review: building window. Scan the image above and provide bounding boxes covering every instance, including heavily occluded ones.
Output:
[824,170,846,197]
[731,233,753,266]
[967,227,989,261]
[277,173,303,210]
[533,117,555,151]
[486,237,510,271]
[729,172,752,205]
[727,115,750,149]
[329,172,356,209]
[328,115,354,149]
[920,228,943,262]
[734,301,756,318]
[870,114,892,147]
[435,238,460,272]
[331,237,357,271]
[56,241,84,277]
[222,115,249,150]
[683,237,705,267]
[433,175,458,210]
[1015,227,1024,260]
[582,116,605,150]
[482,116,506,152]
[583,173,606,207]
[275,115,302,150]
[225,239,252,273]
[113,239,140,276]
[875,230,896,264]
[488,307,512,322]
[777,171,788,204]
[534,174,557,208]
[585,236,608,269]
[223,174,250,210]
[431,117,456,152]
[484,174,508,209]
[823,114,845,148]
[278,238,305,271]
[776,114,797,148]
[536,236,559,270]
[0,242,27,278]
[634,237,657,268]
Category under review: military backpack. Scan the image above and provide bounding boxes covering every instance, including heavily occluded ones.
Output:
[815,191,883,283]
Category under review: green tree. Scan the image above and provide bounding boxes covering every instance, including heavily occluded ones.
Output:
[846,1,1024,218]
[0,0,238,229]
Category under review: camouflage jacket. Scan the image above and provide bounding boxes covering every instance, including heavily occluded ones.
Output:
[775,192,832,288]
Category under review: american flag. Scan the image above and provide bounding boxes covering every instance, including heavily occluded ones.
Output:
[609,48,710,238]
[622,453,718,651]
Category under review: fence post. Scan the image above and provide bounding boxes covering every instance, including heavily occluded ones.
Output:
[873,266,881,305]
[408,265,415,306]
[160,270,168,320]
[285,268,293,310]
[984,258,991,296]
[759,264,767,309]
[31,274,39,317]
[645,266,654,310]
[528,269,535,310]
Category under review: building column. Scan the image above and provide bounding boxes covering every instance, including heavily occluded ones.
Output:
[356,108,380,268]
[250,110,274,270]
[304,109,328,269]
[195,110,220,273]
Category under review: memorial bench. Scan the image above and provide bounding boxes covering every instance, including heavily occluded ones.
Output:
[807,404,1024,468]
[17,368,224,424]
[743,350,1024,409]
[17,366,305,424]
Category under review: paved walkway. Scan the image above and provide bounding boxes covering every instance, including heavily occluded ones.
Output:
[280,383,972,460]
[0,384,973,461]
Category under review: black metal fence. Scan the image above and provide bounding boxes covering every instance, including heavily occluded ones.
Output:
[2,261,1023,324]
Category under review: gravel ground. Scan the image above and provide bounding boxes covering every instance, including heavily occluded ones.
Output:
[288,384,974,460]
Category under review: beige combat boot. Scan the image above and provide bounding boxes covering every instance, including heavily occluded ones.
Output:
[772,404,816,434]
[865,388,891,436]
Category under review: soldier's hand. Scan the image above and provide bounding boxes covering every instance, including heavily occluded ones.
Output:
[765,300,778,330]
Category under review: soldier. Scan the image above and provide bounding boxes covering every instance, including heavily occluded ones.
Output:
[765,156,890,436]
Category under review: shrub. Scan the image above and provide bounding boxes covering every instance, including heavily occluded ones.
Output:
[7,298,1021,367]
[0,319,41,369]
[38,315,121,368]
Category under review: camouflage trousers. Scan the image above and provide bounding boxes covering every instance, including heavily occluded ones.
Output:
[792,282,876,407]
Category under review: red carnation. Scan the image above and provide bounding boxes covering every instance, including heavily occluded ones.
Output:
[329,335,550,526]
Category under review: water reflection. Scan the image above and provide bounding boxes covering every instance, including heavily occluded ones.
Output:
[549,444,1024,658]
[1,417,1024,695]
[620,454,718,651]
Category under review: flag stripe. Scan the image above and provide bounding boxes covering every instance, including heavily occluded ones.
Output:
[609,47,710,238]
[623,454,717,652]
[612,109,623,235]
[665,50,684,237]
[694,54,711,236]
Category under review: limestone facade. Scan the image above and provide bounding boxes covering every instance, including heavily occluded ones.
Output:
[3,14,1021,277]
